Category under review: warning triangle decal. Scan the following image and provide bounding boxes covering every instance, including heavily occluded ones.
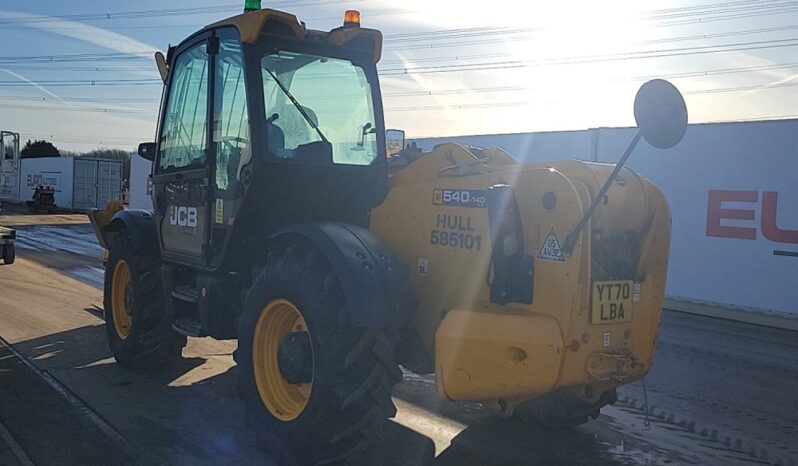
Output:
[537,227,566,262]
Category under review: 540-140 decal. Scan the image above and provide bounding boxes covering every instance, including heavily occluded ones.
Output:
[433,189,487,208]
[430,189,486,250]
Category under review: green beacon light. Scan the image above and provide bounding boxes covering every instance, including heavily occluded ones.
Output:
[244,0,261,12]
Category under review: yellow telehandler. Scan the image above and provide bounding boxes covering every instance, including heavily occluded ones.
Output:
[89,4,686,464]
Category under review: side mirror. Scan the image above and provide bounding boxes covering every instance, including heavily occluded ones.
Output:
[634,79,688,150]
[386,129,405,157]
[562,79,687,255]
[155,51,169,83]
[138,142,156,161]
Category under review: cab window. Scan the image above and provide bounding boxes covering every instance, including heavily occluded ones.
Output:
[261,51,378,166]
[158,43,209,172]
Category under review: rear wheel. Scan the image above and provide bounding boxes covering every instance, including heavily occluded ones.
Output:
[239,242,401,465]
[1,244,14,264]
[104,228,185,369]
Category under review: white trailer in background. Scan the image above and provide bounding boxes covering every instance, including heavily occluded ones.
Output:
[414,119,798,323]
[0,131,20,203]
[129,153,152,210]
[20,157,123,212]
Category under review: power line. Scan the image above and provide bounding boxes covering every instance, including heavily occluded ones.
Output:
[0,7,419,31]
[0,65,158,72]
[380,37,798,75]
[381,22,798,64]
[0,52,151,64]
[37,60,788,101]
[0,0,367,25]
[381,62,798,98]
[0,78,160,87]
[0,103,150,113]
[0,2,796,65]
[5,34,798,83]
[383,81,798,112]
[6,77,797,115]
[0,95,158,102]
[0,0,793,40]
[685,80,798,94]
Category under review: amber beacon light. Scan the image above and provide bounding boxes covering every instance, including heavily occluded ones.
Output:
[343,10,361,27]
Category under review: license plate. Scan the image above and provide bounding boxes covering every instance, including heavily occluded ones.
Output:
[591,280,633,324]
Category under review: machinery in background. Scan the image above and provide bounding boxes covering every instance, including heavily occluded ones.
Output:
[27,185,57,213]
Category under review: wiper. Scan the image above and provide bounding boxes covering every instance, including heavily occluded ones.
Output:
[263,67,329,144]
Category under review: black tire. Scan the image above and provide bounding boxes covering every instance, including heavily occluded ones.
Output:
[1,244,14,264]
[512,389,616,429]
[238,241,401,465]
[103,227,185,369]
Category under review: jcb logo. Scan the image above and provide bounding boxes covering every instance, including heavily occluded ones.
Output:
[169,206,198,227]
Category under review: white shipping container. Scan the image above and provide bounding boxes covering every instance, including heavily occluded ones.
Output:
[72,158,98,211]
[415,119,798,318]
[97,160,123,209]
[19,157,123,211]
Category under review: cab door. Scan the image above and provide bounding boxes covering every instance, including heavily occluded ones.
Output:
[153,36,212,264]
[207,29,250,269]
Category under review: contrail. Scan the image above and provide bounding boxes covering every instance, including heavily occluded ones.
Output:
[0,11,160,77]
[0,68,73,107]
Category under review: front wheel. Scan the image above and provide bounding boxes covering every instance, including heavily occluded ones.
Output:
[103,228,185,369]
[238,242,401,465]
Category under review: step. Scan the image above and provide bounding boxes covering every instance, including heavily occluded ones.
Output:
[171,285,199,303]
[172,318,202,337]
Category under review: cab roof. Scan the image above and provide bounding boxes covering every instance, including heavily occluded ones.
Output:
[200,8,383,63]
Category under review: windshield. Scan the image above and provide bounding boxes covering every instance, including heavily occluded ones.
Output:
[261,51,378,166]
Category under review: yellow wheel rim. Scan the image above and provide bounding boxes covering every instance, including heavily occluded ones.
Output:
[110,259,133,340]
[253,299,313,421]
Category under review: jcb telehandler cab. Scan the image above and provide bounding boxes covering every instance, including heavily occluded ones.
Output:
[90,5,687,465]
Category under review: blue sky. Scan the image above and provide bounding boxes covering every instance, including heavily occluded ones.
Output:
[1,0,798,151]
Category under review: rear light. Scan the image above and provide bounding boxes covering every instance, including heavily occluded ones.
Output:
[486,184,534,305]
[343,10,361,27]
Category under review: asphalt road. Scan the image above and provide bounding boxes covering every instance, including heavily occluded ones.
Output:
[0,215,796,465]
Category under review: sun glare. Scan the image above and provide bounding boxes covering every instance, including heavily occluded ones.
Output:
[379,1,655,136]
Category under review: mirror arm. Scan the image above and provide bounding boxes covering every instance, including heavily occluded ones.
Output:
[561,130,642,256]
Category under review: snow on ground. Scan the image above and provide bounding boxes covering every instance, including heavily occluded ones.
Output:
[14,225,104,288]
[14,225,103,259]
[68,266,105,289]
